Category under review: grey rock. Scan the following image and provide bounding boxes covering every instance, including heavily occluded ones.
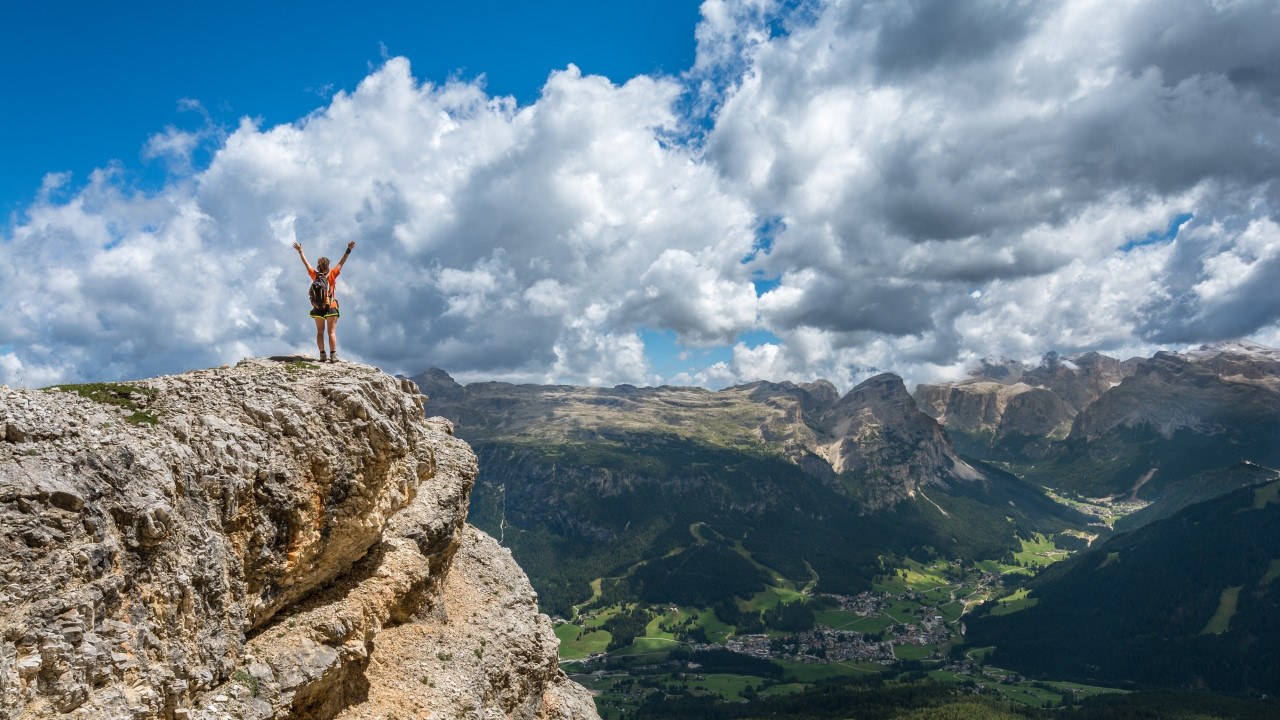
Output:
[913,349,1137,460]
[1,358,597,720]
[814,373,982,507]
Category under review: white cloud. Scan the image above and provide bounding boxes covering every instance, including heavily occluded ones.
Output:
[3,1,1279,391]
[627,249,759,345]
[550,319,651,388]
[698,0,1280,386]
[729,342,791,382]
[0,57,755,386]
[523,278,573,317]
[669,360,740,388]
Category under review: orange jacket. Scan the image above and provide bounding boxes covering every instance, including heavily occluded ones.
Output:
[309,266,342,304]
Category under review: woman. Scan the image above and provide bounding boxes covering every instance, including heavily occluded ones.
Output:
[294,240,355,362]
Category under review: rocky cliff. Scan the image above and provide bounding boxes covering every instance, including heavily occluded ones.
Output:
[1069,342,1280,442]
[813,373,982,506]
[914,351,1137,460]
[0,358,597,720]
[1037,342,1280,498]
[414,369,980,509]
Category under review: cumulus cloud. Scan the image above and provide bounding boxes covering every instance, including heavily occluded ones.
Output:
[1138,216,1280,343]
[3,0,1280,391]
[699,0,1280,387]
[0,59,760,386]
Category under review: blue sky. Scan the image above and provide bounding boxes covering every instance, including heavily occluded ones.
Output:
[0,0,736,383]
[1,1,699,218]
[2,1,1278,389]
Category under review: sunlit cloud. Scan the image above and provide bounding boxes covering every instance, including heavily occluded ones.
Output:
[2,0,1278,390]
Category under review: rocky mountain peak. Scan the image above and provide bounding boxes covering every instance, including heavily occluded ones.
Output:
[834,368,916,409]
[800,379,840,409]
[0,358,596,720]
[409,367,465,402]
[1067,350,1128,373]
[1191,339,1280,358]
[1183,340,1280,380]
[733,378,840,414]
[824,373,936,440]
[968,358,1026,383]
[1072,342,1280,443]
[813,373,980,507]
[914,349,1141,461]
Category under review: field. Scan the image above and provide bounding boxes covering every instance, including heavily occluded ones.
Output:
[555,623,610,659]
[548,528,1128,717]
[1014,533,1068,568]
[990,588,1039,616]
[1199,586,1242,635]
[893,643,934,660]
[815,609,893,632]
[1261,558,1280,587]
[681,673,756,699]
[774,658,884,681]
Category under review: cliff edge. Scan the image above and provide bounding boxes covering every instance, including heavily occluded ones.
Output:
[0,358,597,720]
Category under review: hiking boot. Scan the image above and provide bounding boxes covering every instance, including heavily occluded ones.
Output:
[319,351,328,362]
[329,352,340,363]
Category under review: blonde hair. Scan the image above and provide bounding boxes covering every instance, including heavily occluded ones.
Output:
[316,257,331,274]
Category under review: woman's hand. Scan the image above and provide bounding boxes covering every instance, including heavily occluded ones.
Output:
[293,242,302,252]
[347,241,356,251]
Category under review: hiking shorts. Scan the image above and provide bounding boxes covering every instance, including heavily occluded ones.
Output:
[310,306,340,319]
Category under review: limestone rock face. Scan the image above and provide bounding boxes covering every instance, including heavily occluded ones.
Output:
[914,351,1137,459]
[412,368,465,404]
[1070,343,1280,442]
[418,370,984,512]
[334,527,598,720]
[814,374,981,507]
[735,379,840,415]
[0,358,597,720]
[1000,388,1075,439]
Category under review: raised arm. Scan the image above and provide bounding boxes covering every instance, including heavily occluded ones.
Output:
[336,240,355,270]
[293,242,315,275]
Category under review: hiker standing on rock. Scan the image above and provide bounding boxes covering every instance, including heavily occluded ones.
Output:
[293,240,355,362]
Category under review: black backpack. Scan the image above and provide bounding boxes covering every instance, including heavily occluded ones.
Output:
[309,273,332,311]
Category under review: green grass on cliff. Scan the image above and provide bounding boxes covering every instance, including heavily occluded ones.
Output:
[45,382,159,425]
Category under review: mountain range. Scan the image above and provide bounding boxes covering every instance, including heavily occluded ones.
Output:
[412,340,1280,702]
[918,341,1280,504]
[413,366,1087,615]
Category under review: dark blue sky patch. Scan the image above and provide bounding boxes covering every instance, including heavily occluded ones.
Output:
[741,214,785,264]
[0,0,701,222]
[1121,212,1193,253]
[752,277,782,296]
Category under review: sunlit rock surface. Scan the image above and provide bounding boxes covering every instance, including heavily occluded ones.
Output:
[0,358,597,720]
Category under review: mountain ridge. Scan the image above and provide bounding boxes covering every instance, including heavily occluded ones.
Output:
[411,364,1089,615]
[967,473,1280,695]
[417,367,993,510]
[412,340,1280,619]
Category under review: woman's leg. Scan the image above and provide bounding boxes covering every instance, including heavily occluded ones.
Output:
[326,316,339,355]
[313,317,326,356]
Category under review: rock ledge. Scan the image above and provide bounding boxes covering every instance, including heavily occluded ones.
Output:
[0,357,597,720]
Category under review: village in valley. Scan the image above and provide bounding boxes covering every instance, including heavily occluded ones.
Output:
[555,530,1122,717]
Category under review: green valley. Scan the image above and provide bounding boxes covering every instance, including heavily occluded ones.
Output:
[412,342,1280,717]
[967,477,1280,697]
[546,524,1115,716]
